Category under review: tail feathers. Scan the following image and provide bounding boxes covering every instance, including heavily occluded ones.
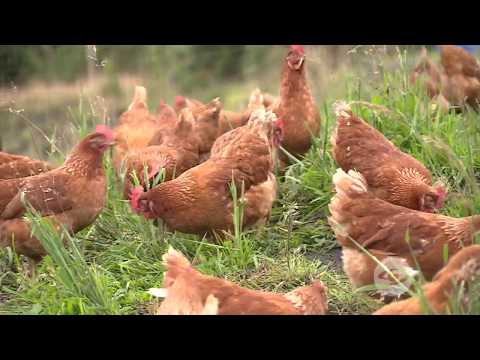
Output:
[128,86,148,111]
[332,168,368,197]
[250,108,278,125]
[207,97,222,115]
[201,294,219,315]
[162,247,193,287]
[333,100,352,119]
[248,89,265,110]
[285,280,328,315]
[148,288,168,298]
[162,246,192,269]
[329,169,368,243]
[210,97,222,107]
[193,97,222,119]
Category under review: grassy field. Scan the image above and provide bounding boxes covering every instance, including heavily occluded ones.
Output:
[0,46,480,315]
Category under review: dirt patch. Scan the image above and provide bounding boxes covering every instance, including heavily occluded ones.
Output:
[305,247,343,273]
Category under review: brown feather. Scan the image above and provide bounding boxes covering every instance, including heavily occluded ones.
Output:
[153,248,328,315]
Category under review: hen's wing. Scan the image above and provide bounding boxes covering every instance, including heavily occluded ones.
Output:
[1,173,74,220]
[0,160,53,180]
[332,111,432,183]
[441,45,480,79]
[0,152,27,164]
[210,127,243,158]
[333,194,447,259]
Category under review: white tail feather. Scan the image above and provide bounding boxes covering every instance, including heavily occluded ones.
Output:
[148,288,168,298]
[201,294,219,315]
[332,168,368,195]
[162,246,191,268]
[128,86,147,110]
[333,100,352,118]
[248,88,265,110]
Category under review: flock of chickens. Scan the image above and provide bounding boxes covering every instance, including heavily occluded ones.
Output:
[1,45,480,315]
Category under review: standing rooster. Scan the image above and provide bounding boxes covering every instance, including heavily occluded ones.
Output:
[270,45,321,169]
[130,109,283,236]
[0,126,114,260]
[331,102,446,212]
[328,168,480,291]
[149,247,329,315]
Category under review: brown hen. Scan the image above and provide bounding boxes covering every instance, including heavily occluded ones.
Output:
[440,45,480,110]
[130,109,283,236]
[331,102,446,213]
[173,96,223,162]
[0,126,114,260]
[174,90,265,148]
[410,47,450,112]
[374,245,480,315]
[272,45,321,168]
[122,107,201,198]
[328,168,480,291]
[0,152,54,180]
[149,247,328,315]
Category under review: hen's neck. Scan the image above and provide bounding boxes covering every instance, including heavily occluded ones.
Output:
[64,148,105,177]
[279,62,313,104]
[440,215,480,245]
[390,169,431,203]
[464,215,480,234]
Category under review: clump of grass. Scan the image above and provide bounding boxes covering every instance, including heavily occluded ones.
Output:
[3,205,123,315]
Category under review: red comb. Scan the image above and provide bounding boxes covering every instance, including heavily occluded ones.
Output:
[129,186,145,213]
[435,184,447,209]
[289,45,305,55]
[275,118,285,129]
[95,124,114,142]
[158,99,165,108]
[175,96,186,109]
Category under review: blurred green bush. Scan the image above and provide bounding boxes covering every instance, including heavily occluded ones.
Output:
[0,45,278,92]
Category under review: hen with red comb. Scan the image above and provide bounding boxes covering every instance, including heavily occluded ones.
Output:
[0,130,113,260]
[270,44,320,170]
[128,109,279,237]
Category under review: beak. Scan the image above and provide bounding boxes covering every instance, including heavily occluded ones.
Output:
[294,57,305,70]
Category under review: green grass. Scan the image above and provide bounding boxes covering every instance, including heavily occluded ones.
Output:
[1,49,480,315]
